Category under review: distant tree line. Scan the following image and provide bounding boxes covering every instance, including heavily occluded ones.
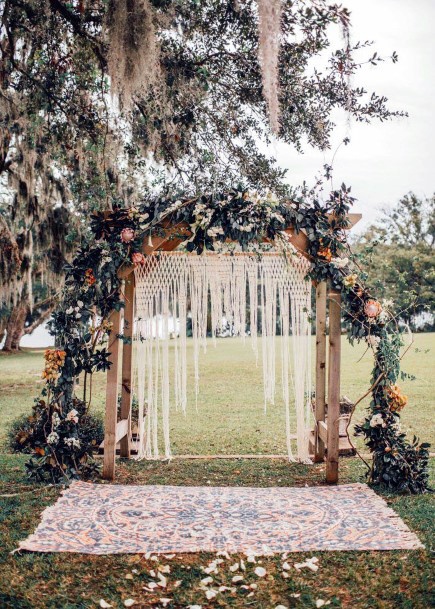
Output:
[354,192,435,331]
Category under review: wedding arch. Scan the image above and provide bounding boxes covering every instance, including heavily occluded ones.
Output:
[28,189,429,494]
[101,211,361,482]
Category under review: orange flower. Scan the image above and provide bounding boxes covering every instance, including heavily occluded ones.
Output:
[84,268,96,286]
[318,246,332,262]
[42,349,66,382]
[364,299,382,318]
[387,384,408,412]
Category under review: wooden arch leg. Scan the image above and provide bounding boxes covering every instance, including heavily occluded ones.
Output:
[120,275,135,458]
[103,308,122,481]
[326,289,341,484]
[314,281,327,462]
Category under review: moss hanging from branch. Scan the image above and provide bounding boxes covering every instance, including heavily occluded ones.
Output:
[257,0,282,134]
[106,0,160,108]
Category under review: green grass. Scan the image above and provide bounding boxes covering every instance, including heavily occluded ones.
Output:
[0,337,433,608]
[0,455,433,609]
[1,334,433,453]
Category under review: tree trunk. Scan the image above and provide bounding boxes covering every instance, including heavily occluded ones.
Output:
[2,303,29,351]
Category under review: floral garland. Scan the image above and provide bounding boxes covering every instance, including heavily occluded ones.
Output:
[25,187,430,492]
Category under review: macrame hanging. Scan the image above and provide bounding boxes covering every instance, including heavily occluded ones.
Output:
[134,250,312,462]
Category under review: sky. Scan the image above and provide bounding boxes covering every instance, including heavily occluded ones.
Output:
[276,0,435,232]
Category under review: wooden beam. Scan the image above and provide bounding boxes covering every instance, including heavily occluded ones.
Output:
[116,419,129,443]
[117,222,191,279]
[314,281,327,462]
[117,213,362,279]
[318,421,328,444]
[102,308,122,481]
[119,276,135,458]
[326,289,341,484]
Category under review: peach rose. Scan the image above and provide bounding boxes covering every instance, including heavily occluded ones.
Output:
[121,227,135,243]
[132,252,145,265]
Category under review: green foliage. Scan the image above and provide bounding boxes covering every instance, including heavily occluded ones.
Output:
[22,183,431,492]
[6,405,104,458]
[21,397,103,483]
[356,193,435,327]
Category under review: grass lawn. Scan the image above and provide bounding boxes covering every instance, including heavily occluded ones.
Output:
[0,336,433,608]
[0,456,433,609]
[0,334,434,454]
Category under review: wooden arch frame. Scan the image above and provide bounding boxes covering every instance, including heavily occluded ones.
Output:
[102,214,361,482]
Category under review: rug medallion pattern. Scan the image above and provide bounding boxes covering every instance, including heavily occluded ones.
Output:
[18,482,423,554]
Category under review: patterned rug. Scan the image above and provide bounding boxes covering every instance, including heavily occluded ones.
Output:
[18,482,423,554]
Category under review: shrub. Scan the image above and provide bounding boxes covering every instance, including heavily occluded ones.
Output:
[7,399,104,483]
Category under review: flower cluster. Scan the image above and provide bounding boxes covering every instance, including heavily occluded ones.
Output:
[84,268,96,287]
[387,384,408,412]
[42,349,66,382]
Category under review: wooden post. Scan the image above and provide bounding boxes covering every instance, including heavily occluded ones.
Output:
[119,276,134,458]
[326,289,341,483]
[103,308,122,480]
[314,281,327,462]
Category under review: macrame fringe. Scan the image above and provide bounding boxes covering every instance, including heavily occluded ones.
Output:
[134,251,312,462]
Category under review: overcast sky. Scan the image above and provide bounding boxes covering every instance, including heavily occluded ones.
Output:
[276,0,435,232]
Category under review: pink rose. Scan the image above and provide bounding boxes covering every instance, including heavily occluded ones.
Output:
[132,252,145,265]
[121,227,135,243]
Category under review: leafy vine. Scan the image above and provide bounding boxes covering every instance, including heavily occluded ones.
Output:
[24,187,430,492]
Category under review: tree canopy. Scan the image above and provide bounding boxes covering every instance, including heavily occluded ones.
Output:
[356,193,435,328]
[0,0,405,348]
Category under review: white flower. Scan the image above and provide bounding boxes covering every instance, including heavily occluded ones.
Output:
[123,600,136,607]
[52,413,61,428]
[379,310,389,324]
[232,575,244,583]
[64,437,81,449]
[66,306,74,315]
[99,601,112,609]
[66,409,79,423]
[201,577,213,585]
[47,432,59,445]
[382,298,394,309]
[331,256,349,269]
[366,335,381,348]
[370,413,384,428]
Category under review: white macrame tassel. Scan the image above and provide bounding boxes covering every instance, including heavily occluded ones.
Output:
[134,251,312,462]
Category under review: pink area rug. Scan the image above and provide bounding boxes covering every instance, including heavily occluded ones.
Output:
[18,482,423,554]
